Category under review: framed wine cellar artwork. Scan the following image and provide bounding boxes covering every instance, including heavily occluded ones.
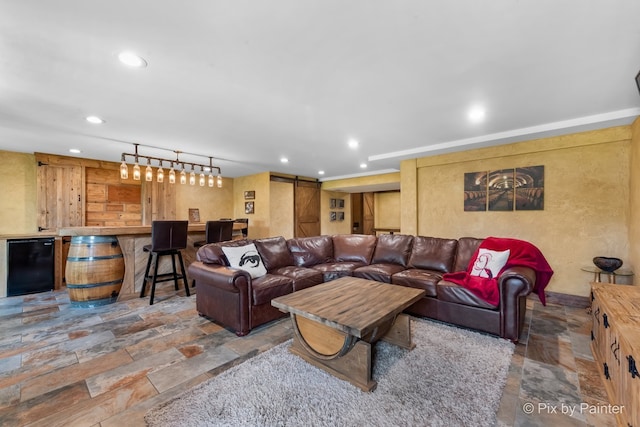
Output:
[464,165,544,211]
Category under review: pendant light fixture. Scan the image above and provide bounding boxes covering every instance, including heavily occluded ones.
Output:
[119,143,223,188]
[120,155,129,179]
[145,158,153,181]
[189,164,196,186]
[168,161,176,184]
[207,157,214,187]
[156,161,164,183]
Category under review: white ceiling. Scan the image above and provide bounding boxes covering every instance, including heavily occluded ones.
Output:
[1,1,639,181]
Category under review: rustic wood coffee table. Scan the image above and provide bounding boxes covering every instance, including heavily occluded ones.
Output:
[271,276,425,391]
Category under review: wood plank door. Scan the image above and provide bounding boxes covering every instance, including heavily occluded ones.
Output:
[37,164,83,232]
[294,180,320,237]
[362,192,375,235]
[351,193,363,234]
[141,179,176,224]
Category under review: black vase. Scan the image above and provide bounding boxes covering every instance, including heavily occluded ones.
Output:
[592,257,623,273]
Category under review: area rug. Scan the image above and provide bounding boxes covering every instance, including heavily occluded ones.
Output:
[145,318,514,427]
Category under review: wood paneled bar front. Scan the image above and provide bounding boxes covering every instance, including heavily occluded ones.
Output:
[58,224,207,301]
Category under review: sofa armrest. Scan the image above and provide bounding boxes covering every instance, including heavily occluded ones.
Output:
[188,262,252,293]
[499,266,536,295]
[498,266,536,341]
[189,261,254,336]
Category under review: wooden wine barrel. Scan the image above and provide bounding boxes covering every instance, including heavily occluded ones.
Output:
[65,235,124,308]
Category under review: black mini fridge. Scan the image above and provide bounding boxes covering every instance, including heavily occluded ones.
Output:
[7,238,55,296]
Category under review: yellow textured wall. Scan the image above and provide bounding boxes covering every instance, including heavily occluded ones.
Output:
[375,192,401,229]
[400,159,418,235]
[270,181,294,239]
[410,126,631,297]
[175,177,234,222]
[233,172,271,238]
[629,117,640,277]
[321,191,351,235]
[321,172,400,191]
[0,151,37,235]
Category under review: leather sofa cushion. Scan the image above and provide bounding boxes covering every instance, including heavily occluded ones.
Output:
[312,262,366,282]
[254,236,294,271]
[371,234,413,266]
[407,236,457,273]
[391,269,442,297]
[270,266,323,291]
[353,263,407,283]
[251,274,293,305]
[452,237,484,272]
[332,234,377,263]
[196,243,226,265]
[197,239,251,265]
[436,279,498,309]
[287,235,333,267]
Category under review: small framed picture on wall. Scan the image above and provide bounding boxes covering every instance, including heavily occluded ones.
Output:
[188,208,200,223]
[245,202,254,214]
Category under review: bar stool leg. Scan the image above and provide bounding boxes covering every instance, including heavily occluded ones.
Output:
[178,252,190,297]
[150,253,160,305]
[140,251,153,298]
[171,253,179,290]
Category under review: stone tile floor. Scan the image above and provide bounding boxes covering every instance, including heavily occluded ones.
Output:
[0,287,619,426]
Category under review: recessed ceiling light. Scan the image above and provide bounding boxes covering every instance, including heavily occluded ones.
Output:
[86,115,104,124]
[468,106,486,123]
[348,139,359,149]
[360,163,367,169]
[69,149,81,154]
[318,170,325,175]
[118,51,147,68]
[280,157,289,163]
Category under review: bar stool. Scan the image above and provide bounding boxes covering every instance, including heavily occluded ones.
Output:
[235,218,249,238]
[193,220,234,248]
[140,220,189,305]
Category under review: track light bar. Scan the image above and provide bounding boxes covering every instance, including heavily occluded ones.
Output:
[120,143,222,188]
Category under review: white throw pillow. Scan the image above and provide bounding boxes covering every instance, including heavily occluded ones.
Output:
[470,248,510,279]
[221,244,267,279]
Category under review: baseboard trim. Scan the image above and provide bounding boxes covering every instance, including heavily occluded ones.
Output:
[543,291,590,308]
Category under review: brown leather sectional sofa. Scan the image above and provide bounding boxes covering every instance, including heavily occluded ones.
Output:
[188,233,537,342]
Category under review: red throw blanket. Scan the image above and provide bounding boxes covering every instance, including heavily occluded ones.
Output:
[442,237,553,306]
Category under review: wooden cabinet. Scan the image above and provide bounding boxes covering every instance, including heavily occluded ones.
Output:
[37,163,83,231]
[591,283,640,427]
[35,153,152,229]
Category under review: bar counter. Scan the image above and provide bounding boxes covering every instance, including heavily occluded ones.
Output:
[58,224,208,301]
[58,224,206,236]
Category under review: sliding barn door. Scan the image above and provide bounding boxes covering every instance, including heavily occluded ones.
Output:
[294,180,320,237]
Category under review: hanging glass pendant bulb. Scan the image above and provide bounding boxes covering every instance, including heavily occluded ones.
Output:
[157,161,164,183]
[180,164,187,184]
[199,166,205,186]
[120,159,129,180]
[217,173,223,188]
[168,162,176,184]
[145,159,153,181]
[189,165,196,185]
[208,172,214,187]
[133,161,141,181]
